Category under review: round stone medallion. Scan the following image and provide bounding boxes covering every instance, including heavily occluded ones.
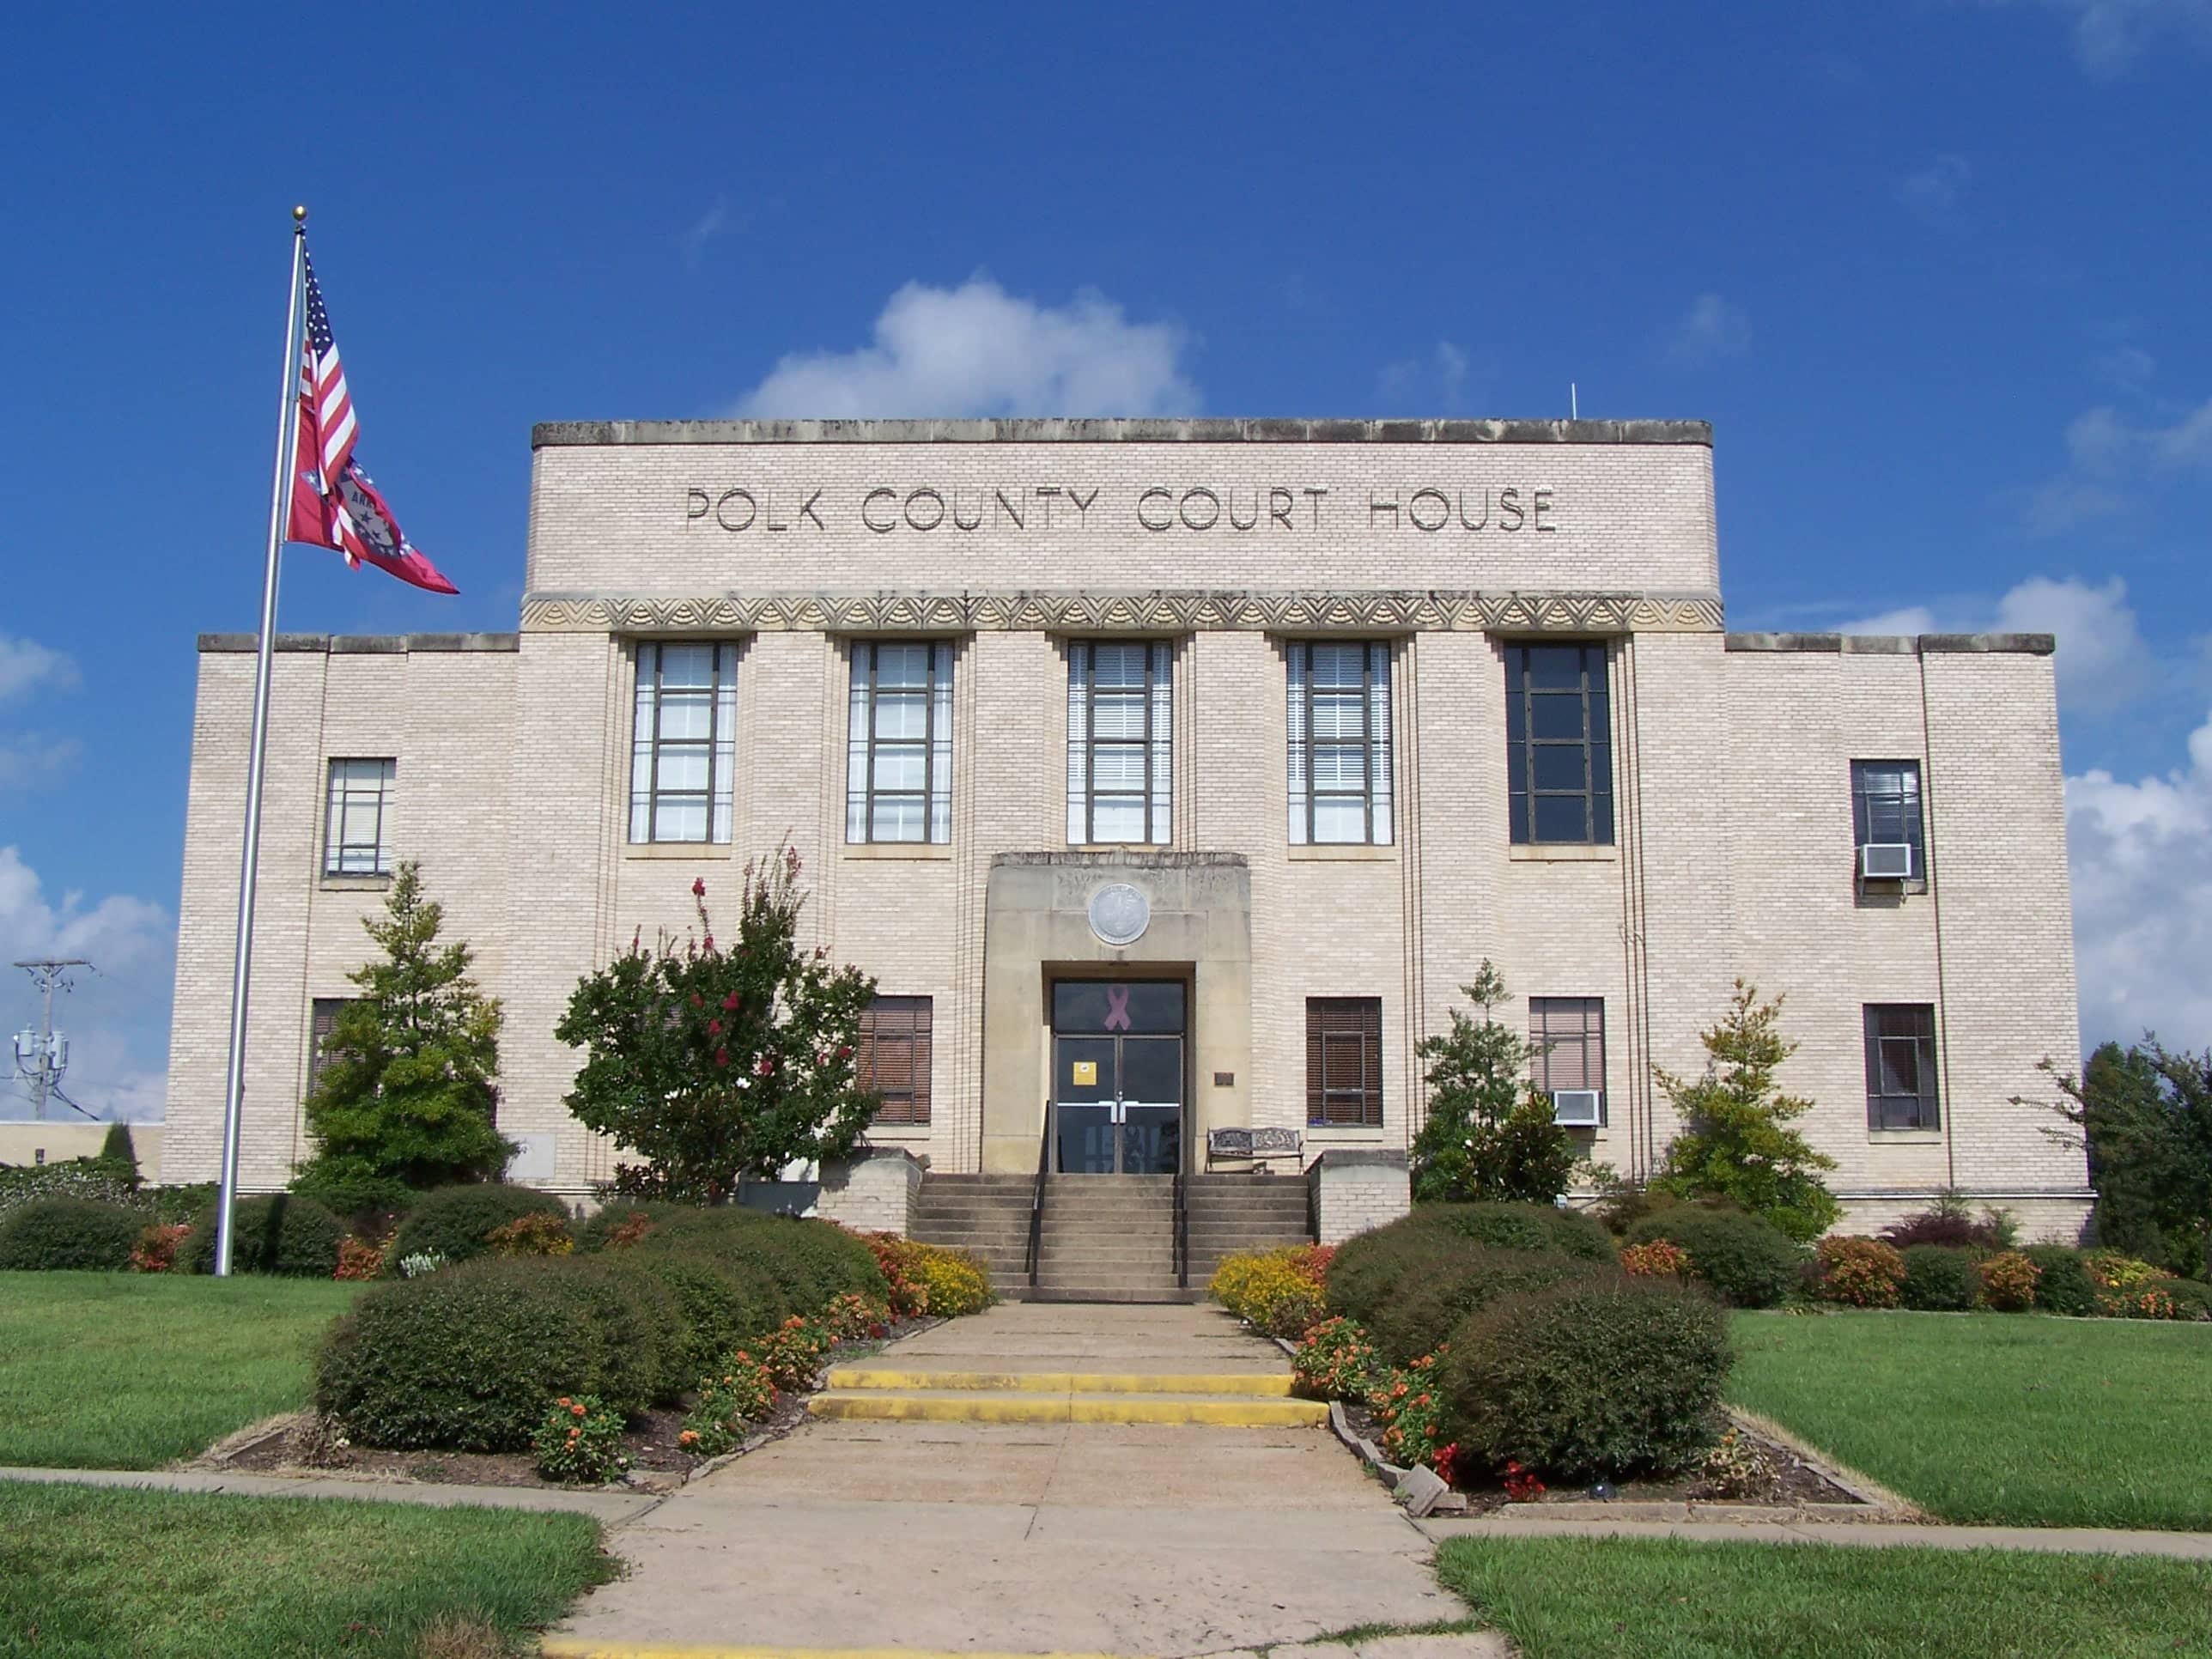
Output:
[1087,883,1151,948]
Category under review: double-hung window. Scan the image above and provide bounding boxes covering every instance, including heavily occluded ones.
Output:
[1287,642,1393,845]
[1067,641,1172,844]
[307,997,355,1099]
[1306,998,1384,1127]
[629,641,738,843]
[324,759,395,875]
[858,996,933,1126]
[1505,642,1613,845]
[1851,761,1925,878]
[1864,1004,1940,1130]
[1529,997,1606,1125]
[847,641,954,843]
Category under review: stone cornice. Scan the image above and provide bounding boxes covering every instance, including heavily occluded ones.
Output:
[518,590,1725,635]
[531,417,1712,449]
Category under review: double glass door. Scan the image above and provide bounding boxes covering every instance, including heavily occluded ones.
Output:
[1051,981,1184,1176]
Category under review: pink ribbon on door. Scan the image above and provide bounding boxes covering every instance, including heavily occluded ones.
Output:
[1103,986,1133,1030]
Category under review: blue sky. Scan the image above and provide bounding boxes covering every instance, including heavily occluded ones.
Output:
[3,1,2208,1118]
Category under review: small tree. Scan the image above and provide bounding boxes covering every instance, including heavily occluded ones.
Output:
[557,846,878,1202]
[2021,1039,2212,1278]
[295,862,510,1206]
[1650,980,1839,1242]
[98,1122,142,1189]
[1412,962,1577,1204]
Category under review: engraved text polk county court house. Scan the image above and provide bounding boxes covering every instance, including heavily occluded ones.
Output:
[162,418,2091,1246]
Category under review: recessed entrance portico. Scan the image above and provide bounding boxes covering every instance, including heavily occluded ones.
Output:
[1050,980,1185,1175]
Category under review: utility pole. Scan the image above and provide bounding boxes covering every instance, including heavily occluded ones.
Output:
[12,958,88,1121]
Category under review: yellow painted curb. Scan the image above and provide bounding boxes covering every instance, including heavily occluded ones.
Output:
[543,1646,1142,1659]
[805,1392,1326,1426]
[823,1368,1294,1396]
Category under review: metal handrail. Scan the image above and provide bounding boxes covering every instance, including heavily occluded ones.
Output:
[1025,1101,1051,1291]
[1173,1153,1189,1290]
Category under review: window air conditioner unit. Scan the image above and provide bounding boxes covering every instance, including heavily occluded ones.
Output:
[1859,843,1915,880]
[1551,1089,1603,1127]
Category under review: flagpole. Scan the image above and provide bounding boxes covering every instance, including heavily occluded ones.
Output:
[214,206,308,1277]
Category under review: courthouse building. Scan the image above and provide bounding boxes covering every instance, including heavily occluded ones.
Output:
[163,417,2094,1245]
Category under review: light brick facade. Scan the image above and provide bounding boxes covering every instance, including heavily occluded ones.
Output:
[163,419,2091,1238]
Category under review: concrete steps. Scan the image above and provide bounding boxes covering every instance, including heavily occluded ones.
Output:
[809,1361,1322,1426]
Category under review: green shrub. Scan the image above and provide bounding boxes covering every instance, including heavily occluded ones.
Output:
[2024,1245,2099,1316]
[316,1255,663,1450]
[0,1158,140,1222]
[1413,1201,1614,1261]
[620,1245,790,1382]
[1899,1244,1981,1311]
[1325,1224,1485,1329]
[183,1194,346,1276]
[1366,1245,1607,1366]
[146,1182,220,1225]
[1622,1206,1800,1309]
[1814,1236,1907,1308]
[1437,1277,1731,1482]
[388,1184,569,1267]
[0,1197,144,1271]
[576,1200,660,1252]
[2154,1278,2212,1322]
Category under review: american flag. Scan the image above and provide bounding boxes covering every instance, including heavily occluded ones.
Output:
[286,246,458,594]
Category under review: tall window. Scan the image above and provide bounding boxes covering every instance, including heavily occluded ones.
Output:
[307,996,354,1098]
[1505,642,1613,845]
[859,996,933,1126]
[1306,997,1383,1127]
[1067,641,1172,845]
[1287,642,1394,845]
[1851,761,1925,878]
[1863,1004,1940,1130]
[324,759,395,875]
[1529,997,1606,1124]
[847,641,954,843]
[629,641,738,843]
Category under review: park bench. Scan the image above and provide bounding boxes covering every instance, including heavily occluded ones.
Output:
[1204,1126,1303,1173]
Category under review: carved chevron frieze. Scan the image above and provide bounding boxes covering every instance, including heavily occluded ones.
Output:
[519,590,1725,635]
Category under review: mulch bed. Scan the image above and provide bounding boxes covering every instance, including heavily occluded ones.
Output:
[204,1319,940,1493]
[1332,1396,1864,1516]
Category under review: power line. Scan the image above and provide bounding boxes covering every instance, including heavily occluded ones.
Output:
[11,958,90,1123]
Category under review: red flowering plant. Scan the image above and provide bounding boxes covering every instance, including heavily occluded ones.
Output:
[129,1222,191,1274]
[1367,1348,1455,1480]
[680,1356,779,1456]
[532,1394,629,1484]
[1500,1461,1547,1502]
[1619,1239,1689,1278]
[821,1291,893,1342]
[557,843,879,1201]
[1291,1316,1382,1402]
[331,1237,385,1281]
[757,1313,837,1389]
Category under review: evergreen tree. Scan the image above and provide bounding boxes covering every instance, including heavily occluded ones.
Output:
[1651,980,1840,1242]
[559,846,878,1201]
[294,862,510,1206]
[2024,1039,2212,1278]
[98,1121,141,1189]
[1411,961,1578,1204]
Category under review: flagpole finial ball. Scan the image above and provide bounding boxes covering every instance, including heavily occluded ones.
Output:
[292,205,307,222]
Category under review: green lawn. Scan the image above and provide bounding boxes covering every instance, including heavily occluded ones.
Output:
[1727,1310,2212,1530]
[1435,1535,2212,1659]
[0,1482,611,1658]
[0,1272,361,1468]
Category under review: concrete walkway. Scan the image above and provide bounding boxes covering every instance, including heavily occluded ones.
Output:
[544,1304,1462,1657]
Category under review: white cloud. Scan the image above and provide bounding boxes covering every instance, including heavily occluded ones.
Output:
[1377,340,1475,410]
[0,635,76,702]
[2092,343,2157,390]
[1834,574,2154,716]
[1974,0,2212,78]
[735,276,1198,419]
[1663,293,1751,368]
[679,198,740,267]
[2018,396,2212,534]
[1898,154,1972,223]
[2068,709,2212,1045]
[0,846,173,1121]
[0,735,80,789]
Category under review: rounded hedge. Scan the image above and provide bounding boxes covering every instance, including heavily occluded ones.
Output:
[2154,1277,2212,1321]
[1437,1277,1732,1483]
[315,1255,670,1450]
[389,1184,570,1267]
[1623,1206,1800,1309]
[1365,1245,1607,1365]
[2023,1246,2099,1316]
[1325,1224,1480,1329]
[1899,1244,1981,1311]
[184,1194,345,1276]
[0,1197,144,1271]
[1411,1201,1615,1262]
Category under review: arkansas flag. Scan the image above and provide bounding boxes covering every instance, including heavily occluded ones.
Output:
[286,248,458,594]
